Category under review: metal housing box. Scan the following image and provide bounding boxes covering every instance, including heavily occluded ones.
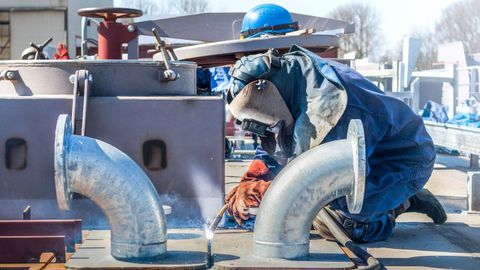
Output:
[0,60,224,227]
[0,60,196,96]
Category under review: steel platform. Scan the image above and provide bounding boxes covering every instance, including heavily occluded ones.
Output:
[212,230,354,270]
[66,229,353,270]
[66,229,207,269]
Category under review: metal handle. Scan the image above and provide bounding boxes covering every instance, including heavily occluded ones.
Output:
[71,70,92,136]
[152,28,179,81]
[29,37,53,60]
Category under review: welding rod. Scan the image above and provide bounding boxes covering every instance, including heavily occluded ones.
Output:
[206,204,227,269]
[207,204,228,232]
[207,234,213,268]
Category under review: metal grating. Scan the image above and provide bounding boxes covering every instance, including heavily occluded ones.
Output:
[0,12,10,60]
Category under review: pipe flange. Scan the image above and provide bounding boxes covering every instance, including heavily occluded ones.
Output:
[54,114,73,210]
[345,119,366,214]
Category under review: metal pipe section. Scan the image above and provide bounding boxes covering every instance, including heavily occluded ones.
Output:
[54,114,167,260]
[81,17,88,57]
[253,119,366,259]
[81,17,100,58]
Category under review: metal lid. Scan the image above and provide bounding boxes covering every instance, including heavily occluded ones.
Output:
[154,34,339,67]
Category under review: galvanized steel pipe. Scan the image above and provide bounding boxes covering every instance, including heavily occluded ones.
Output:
[253,119,366,259]
[54,114,167,260]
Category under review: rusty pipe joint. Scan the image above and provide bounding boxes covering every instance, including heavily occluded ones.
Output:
[253,119,366,259]
[54,114,167,260]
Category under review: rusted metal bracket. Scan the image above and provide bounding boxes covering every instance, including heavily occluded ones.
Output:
[0,235,66,263]
[0,219,82,252]
[71,70,92,136]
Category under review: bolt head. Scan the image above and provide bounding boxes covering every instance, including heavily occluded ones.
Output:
[164,70,177,81]
[69,74,76,84]
[5,71,15,80]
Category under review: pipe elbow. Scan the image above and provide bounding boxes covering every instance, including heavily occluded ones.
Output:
[54,114,167,260]
[253,119,366,259]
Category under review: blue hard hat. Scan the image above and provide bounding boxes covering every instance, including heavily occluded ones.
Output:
[240,4,298,39]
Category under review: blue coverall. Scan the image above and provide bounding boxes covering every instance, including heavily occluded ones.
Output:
[229,45,436,242]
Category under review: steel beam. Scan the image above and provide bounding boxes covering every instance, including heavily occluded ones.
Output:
[424,122,480,156]
[425,122,480,214]
[0,220,81,252]
[0,235,66,263]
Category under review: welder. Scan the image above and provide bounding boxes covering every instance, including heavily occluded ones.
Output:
[224,5,446,243]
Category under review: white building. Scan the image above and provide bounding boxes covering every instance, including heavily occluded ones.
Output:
[0,0,112,60]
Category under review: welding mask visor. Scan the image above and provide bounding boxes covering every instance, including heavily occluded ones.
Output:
[229,80,294,162]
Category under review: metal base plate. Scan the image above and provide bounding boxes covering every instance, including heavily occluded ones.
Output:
[213,230,354,270]
[67,229,353,269]
[67,229,207,269]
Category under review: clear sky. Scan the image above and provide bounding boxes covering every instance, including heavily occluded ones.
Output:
[117,0,462,53]
[208,0,460,50]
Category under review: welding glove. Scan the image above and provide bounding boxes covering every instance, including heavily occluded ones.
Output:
[225,159,275,225]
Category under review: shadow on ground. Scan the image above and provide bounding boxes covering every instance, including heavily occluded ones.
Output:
[362,222,480,269]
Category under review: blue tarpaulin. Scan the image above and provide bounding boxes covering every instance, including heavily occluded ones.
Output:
[420,100,449,123]
[447,113,480,128]
[209,67,231,93]
[420,100,480,128]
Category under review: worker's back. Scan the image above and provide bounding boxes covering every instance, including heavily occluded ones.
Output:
[322,58,436,222]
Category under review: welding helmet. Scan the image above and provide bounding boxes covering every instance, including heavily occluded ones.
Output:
[228,79,294,163]
[227,46,348,161]
[240,4,298,39]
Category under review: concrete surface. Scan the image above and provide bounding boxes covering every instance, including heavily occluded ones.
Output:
[362,154,480,270]
[225,153,480,269]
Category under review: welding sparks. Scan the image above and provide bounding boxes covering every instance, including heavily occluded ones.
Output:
[205,228,214,240]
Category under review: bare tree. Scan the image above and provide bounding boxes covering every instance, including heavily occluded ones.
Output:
[328,2,383,59]
[119,0,209,15]
[411,0,480,69]
[118,0,164,14]
[170,0,209,15]
[411,27,438,70]
[378,38,403,64]
[434,0,480,54]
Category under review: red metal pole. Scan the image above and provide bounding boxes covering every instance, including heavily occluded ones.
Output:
[97,21,137,60]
